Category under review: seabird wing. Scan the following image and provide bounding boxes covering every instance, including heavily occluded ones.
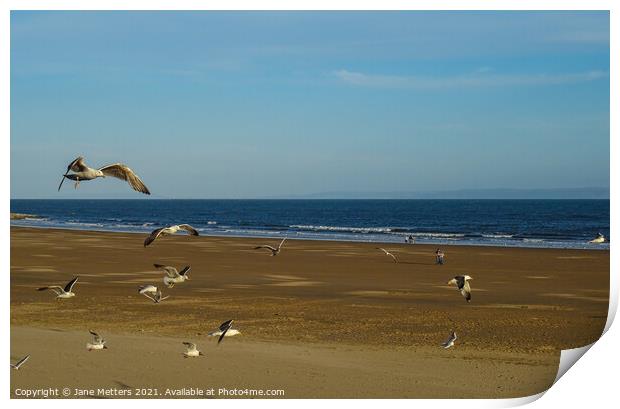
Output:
[12,355,30,369]
[255,245,277,251]
[64,277,79,293]
[183,342,196,350]
[178,266,191,277]
[89,330,103,344]
[219,319,234,332]
[58,157,87,191]
[70,157,88,172]
[178,224,199,236]
[278,238,287,250]
[217,320,234,344]
[138,285,157,294]
[98,163,150,195]
[141,292,157,303]
[218,328,230,344]
[37,286,63,295]
[154,264,179,277]
[441,332,457,348]
[144,228,164,247]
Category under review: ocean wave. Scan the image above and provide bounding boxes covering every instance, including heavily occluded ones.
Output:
[481,234,514,239]
[290,225,394,234]
[65,221,104,227]
[410,232,466,238]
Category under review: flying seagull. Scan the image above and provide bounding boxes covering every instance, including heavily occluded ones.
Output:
[154,264,191,288]
[138,285,170,303]
[144,225,199,247]
[589,233,606,244]
[10,355,30,370]
[58,156,150,195]
[142,288,170,304]
[209,319,239,344]
[87,330,108,351]
[254,238,287,256]
[37,277,78,299]
[447,275,473,302]
[441,331,457,349]
[377,248,398,263]
[182,342,204,358]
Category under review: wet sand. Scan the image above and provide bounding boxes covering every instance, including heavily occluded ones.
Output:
[10,227,609,398]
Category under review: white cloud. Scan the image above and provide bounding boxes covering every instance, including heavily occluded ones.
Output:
[333,69,607,89]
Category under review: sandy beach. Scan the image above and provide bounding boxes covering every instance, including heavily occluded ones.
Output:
[10,226,609,398]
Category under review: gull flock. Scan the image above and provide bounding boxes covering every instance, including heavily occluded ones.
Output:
[14,154,479,371]
[13,156,241,371]
[15,153,602,371]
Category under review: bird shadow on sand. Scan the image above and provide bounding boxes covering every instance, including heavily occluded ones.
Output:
[114,380,133,390]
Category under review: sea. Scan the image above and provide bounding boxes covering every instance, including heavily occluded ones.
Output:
[10,199,610,250]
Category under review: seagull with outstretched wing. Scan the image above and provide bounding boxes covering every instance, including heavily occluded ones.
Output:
[208,319,240,345]
[254,238,287,256]
[377,248,399,263]
[10,355,30,370]
[139,285,170,303]
[144,225,199,247]
[153,264,191,288]
[37,277,79,299]
[58,156,150,194]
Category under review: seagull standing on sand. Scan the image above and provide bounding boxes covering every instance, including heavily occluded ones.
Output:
[86,330,108,351]
[589,233,606,244]
[441,331,457,349]
[154,264,191,288]
[10,355,30,370]
[447,275,473,302]
[37,277,79,299]
[377,248,398,263]
[182,342,204,358]
[144,225,200,247]
[58,156,150,194]
[254,238,287,256]
[209,319,240,344]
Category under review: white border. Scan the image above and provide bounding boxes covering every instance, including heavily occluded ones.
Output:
[3,1,616,408]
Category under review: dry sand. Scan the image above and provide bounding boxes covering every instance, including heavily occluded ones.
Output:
[10,227,609,398]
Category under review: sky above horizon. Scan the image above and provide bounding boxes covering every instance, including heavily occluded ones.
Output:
[11,11,610,199]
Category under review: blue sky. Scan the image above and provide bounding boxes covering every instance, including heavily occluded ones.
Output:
[10,11,609,198]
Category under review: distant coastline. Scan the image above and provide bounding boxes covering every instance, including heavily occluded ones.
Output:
[278,187,610,200]
[10,187,610,201]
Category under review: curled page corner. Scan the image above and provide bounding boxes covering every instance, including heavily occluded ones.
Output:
[494,391,546,408]
[553,343,594,384]
[487,341,601,408]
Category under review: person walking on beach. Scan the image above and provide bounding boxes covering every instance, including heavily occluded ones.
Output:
[407,235,415,244]
[435,249,445,265]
